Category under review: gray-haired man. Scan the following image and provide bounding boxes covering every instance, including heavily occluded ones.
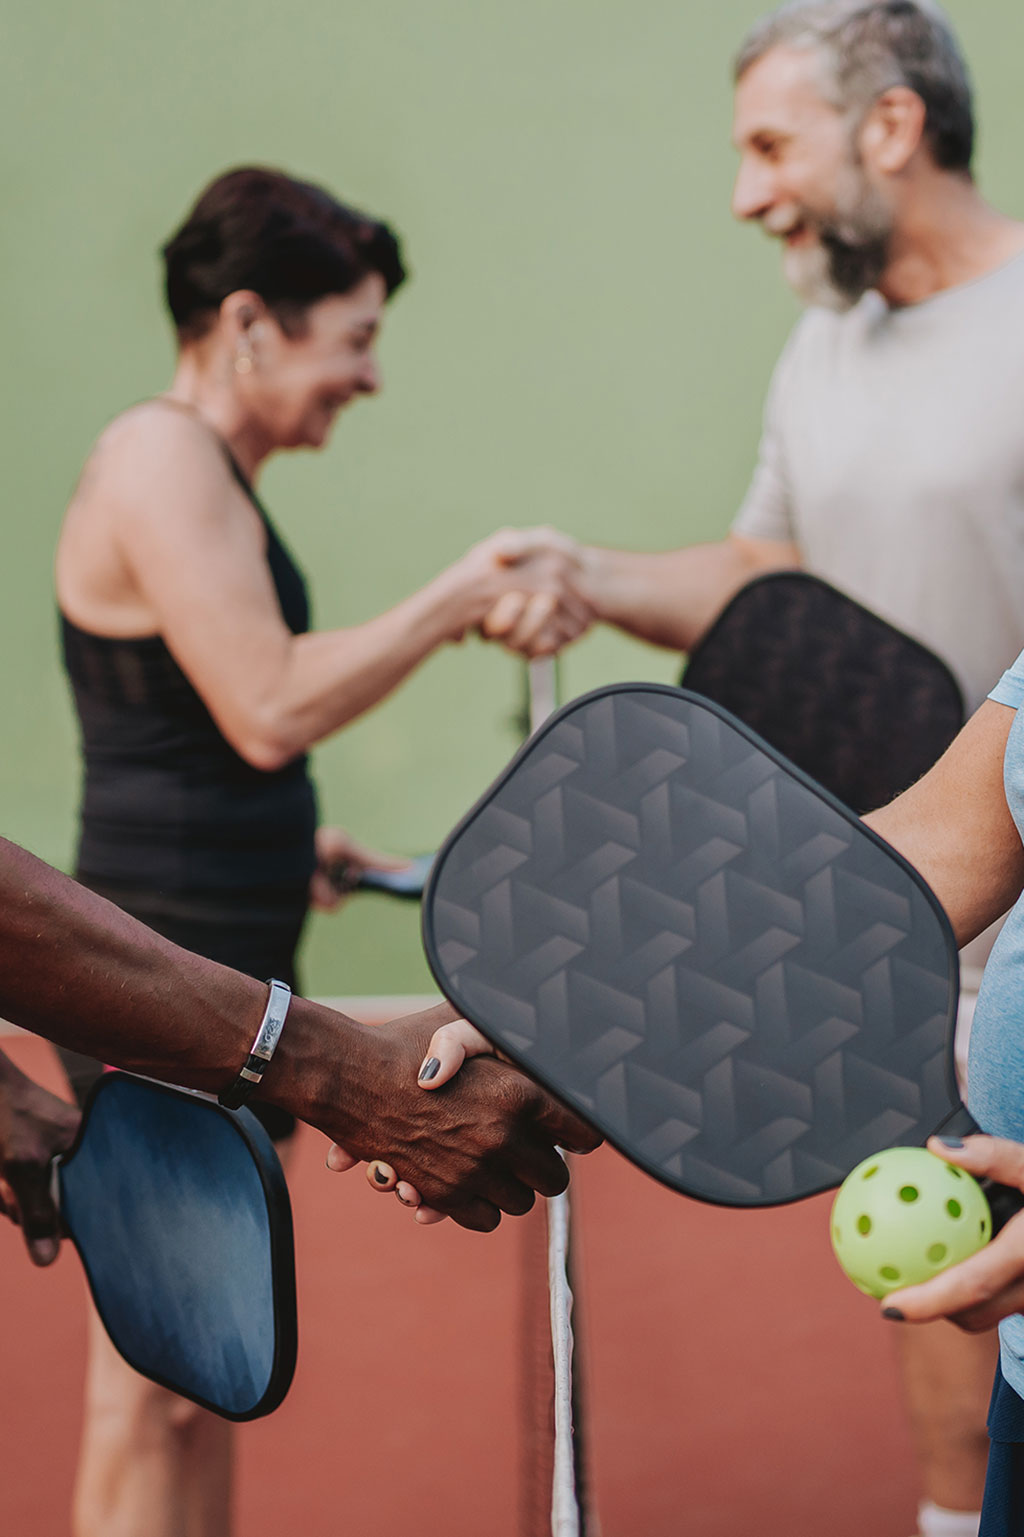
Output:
[493,5,1024,1533]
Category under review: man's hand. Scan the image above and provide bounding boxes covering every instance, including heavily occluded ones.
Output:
[881,1134,1024,1332]
[0,1050,80,1266]
[478,527,595,658]
[307,1002,600,1233]
[327,1016,501,1222]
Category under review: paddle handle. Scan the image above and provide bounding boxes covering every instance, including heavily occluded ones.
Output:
[325,854,434,901]
[933,1105,1024,1236]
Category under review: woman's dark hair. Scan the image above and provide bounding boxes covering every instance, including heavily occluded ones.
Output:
[162,166,407,339]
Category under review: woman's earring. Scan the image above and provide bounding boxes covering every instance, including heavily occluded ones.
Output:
[234,339,254,375]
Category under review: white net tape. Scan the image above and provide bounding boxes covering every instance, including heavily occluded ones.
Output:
[528,659,582,1537]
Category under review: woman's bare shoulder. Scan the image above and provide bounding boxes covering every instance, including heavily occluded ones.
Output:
[82,400,230,509]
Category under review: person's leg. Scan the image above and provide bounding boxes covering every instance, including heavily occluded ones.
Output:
[895,989,991,1537]
[73,1306,233,1537]
[64,881,306,1537]
[895,1324,998,1534]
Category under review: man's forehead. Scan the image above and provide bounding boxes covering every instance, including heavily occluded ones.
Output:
[732,43,842,145]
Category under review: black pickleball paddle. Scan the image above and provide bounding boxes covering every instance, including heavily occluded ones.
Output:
[681,571,965,815]
[422,682,1002,1210]
[56,1071,297,1419]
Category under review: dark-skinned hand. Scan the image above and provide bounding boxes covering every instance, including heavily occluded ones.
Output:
[0,1051,80,1265]
[313,1003,599,1232]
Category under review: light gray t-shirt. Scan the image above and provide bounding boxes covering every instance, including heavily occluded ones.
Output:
[733,252,1024,718]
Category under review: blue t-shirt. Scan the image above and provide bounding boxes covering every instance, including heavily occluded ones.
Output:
[967,651,1024,1396]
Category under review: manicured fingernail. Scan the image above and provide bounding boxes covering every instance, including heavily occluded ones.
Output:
[418,1057,441,1083]
[373,1166,391,1185]
[937,1136,965,1148]
[882,1307,905,1321]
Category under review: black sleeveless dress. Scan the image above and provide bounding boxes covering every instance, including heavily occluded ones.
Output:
[59,445,317,1138]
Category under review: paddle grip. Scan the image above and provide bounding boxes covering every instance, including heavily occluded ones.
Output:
[933,1105,1024,1237]
[326,854,433,901]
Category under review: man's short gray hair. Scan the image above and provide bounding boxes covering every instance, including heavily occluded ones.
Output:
[734,1,974,172]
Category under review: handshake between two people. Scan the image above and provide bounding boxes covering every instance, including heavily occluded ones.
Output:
[0,1001,599,1265]
[443,525,595,660]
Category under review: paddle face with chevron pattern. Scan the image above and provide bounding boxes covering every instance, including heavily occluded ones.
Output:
[423,685,960,1207]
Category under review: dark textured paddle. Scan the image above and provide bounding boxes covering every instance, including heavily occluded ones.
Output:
[57,1072,296,1419]
[422,683,1004,1209]
[681,571,965,815]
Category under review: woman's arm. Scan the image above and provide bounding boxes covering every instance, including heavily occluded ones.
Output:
[865,699,1024,946]
[62,410,581,770]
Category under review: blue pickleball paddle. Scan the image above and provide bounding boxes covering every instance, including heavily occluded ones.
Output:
[57,1072,296,1419]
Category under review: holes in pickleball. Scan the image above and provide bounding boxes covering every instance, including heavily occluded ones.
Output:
[947,1199,962,1219]
[947,1167,964,1181]
[927,1244,948,1264]
[899,1186,919,1203]
[856,1215,872,1236]
[880,1266,901,1281]
[861,1166,879,1180]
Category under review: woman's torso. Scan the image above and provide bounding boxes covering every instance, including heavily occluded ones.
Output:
[60,403,317,899]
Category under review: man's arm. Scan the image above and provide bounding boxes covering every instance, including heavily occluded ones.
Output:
[0,840,598,1231]
[572,531,801,653]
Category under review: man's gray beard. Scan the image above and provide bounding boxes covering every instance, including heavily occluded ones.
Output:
[781,177,893,311]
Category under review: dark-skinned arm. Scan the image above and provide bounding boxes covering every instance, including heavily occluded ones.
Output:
[0,838,598,1232]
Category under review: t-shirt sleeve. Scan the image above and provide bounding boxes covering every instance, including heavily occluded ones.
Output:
[989,652,1024,709]
[731,330,801,544]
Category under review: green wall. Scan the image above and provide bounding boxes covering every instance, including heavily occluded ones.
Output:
[2,1,1022,994]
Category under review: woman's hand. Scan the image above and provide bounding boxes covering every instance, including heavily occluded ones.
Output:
[881,1134,1024,1331]
[312,1000,597,1231]
[325,1017,508,1224]
[309,825,414,913]
[434,527,595,657]
[478,528,595,657]
[0,1051,80,1266]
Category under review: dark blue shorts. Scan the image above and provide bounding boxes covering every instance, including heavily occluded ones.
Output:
[982,1361,1024,1536]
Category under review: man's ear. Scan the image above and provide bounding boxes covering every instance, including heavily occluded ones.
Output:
[859,87,927,176]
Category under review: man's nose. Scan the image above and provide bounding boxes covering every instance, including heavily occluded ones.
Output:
[732,157,775,222]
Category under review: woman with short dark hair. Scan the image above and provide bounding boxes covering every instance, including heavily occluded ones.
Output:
[55,164,584,1537]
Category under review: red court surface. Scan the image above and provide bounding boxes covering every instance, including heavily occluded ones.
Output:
[0,1032,923,1535]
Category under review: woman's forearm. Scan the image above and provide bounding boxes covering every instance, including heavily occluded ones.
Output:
[206,530,559,770]
[864,701,1024,947]
[244,578,458,767]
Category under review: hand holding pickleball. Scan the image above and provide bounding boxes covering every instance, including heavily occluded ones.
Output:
[835,1136,1024,1330]
[831,1145,991,1299]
